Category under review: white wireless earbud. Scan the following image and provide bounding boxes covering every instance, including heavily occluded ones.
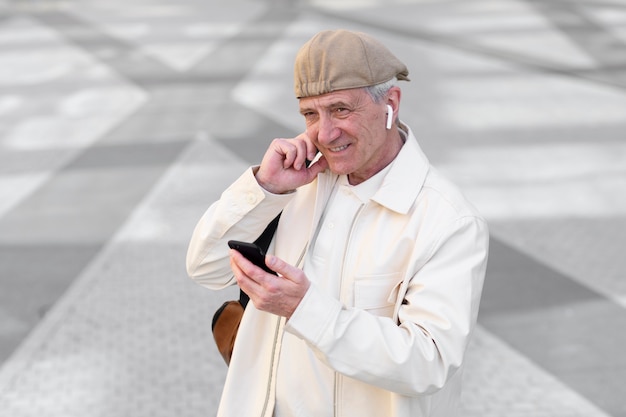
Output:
[386,105,393,130]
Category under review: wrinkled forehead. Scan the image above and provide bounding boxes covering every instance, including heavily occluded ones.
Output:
[298,87,373,111]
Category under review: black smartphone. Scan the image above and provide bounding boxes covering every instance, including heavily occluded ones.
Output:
[228,240,277,275]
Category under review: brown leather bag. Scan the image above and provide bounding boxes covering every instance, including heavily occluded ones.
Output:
[211,297,246,365]
[211,214,280,365]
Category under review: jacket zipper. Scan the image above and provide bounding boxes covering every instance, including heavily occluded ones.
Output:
[334,203,365,417]
[260,243,309,417]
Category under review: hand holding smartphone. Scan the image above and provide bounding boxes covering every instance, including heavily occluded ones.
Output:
[228,240,277,275]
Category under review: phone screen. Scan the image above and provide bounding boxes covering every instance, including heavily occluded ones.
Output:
[228,240,277,275]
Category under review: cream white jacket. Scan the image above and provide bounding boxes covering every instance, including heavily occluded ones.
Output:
[186,126,489,417]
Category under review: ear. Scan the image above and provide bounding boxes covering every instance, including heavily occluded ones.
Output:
[385,86,401,129]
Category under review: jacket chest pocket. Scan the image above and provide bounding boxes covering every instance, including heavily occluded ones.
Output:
[353,272,403,317]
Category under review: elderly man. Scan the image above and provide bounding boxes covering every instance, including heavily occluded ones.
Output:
[186,29,489,417]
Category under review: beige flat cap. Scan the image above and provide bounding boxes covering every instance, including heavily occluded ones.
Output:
[294,29,409,98]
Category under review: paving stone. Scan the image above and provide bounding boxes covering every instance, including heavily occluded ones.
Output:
[1,1,624,416]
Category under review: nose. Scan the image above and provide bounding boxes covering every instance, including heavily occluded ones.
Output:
[316,113,340,145]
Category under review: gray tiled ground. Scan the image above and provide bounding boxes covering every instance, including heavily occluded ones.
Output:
[1,0,625,416]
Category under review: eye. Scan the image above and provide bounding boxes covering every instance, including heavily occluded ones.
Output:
[301,111,318,124]
[333,107,350,116]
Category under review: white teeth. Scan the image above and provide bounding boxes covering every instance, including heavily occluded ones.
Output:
[331,145,348,152]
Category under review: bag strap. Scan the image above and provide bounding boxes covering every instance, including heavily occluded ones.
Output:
[239,213,281,308]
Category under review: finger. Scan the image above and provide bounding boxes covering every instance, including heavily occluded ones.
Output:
[265,255,303,284]
[275,140,297,170]
[306,139,320,162]
[295,132,319,162]
[229,251,253,292]
[230,249,269,285]
[291,139,309,170]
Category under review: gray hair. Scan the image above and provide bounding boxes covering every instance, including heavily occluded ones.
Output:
[365,77,398,103]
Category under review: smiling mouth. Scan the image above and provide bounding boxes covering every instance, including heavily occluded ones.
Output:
[330,144,349,152]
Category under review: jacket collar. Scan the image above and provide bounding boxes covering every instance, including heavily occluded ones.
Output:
[370,123,430,214]
[316,123,429,216]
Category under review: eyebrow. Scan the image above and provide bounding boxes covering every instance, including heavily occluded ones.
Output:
[299,101,352,114]
[329,101,351,109]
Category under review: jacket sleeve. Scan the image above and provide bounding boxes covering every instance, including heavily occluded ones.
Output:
[185,167,293,289]
[285,215,489,396]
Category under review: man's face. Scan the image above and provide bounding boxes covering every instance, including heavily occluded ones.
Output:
[299,87,400,185]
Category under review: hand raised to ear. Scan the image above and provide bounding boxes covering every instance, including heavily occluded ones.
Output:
[255,133,328,194]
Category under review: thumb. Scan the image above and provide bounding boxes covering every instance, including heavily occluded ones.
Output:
[266,255,301,282]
